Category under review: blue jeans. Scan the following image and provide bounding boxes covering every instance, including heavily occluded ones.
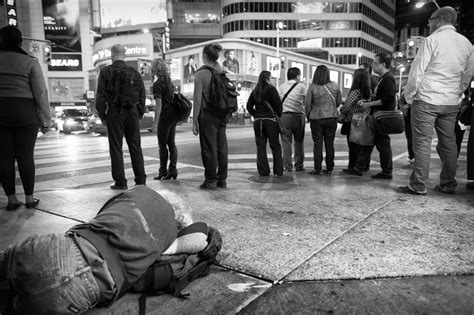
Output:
[310,118,337,172]
[280,113,305,170]
[253,119,283,176]
[409,100,459,192]
[198,109,228,183]
[3,233,100,314]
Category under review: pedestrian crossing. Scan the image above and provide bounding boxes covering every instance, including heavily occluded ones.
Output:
[11,129,470,192]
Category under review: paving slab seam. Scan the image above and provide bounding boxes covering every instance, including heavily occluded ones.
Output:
[278,271,474,283]
[35,207,86,223]
[276,199,396,284]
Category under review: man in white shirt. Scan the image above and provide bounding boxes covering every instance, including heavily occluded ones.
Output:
[399,6,473,196]
[278,67,307,172]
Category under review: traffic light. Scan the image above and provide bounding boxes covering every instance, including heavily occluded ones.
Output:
[43,44,52,64]
[406,37,424,59]
[139,61,148,76]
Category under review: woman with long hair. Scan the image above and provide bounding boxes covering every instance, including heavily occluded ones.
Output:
[339,69,372,171]
[0,26,51,210]
[152,58,179,180]
[193,43,229,189]
[246,71,283,177]
[305,65,342,175]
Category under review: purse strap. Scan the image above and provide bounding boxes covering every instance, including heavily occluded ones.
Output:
[323,85,336,106]
[263,100,276,116]
[282,82,299,104]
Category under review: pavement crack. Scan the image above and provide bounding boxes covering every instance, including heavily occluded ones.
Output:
[275,198,397,283]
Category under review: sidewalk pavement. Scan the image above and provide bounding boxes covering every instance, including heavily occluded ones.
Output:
[1,149,473,314]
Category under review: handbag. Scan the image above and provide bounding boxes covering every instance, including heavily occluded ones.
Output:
[263,100,285,134]
[340,121,351,135]
[373,110,404,135]
[458,98,472,125]
[349,112,375,146]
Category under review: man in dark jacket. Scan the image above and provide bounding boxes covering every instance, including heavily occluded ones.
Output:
[1,186,178,314]
[96,44,147,190]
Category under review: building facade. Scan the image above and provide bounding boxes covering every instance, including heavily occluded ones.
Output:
[221,0,396,66]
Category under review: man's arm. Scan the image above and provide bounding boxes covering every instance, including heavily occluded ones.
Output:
[96,69,108,122]
[404,38,432,104]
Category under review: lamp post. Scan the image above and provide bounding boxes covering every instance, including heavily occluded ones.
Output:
[276,21,283,88]
[415,0,440,9]
[398,66,405,97]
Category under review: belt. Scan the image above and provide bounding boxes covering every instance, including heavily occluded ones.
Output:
[283,112,303,114]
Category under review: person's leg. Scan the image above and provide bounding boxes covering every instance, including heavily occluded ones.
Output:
[280,114,293,171]
[106,108,127,186]
[435,105,459,189]
[0,126,17,201]
[267,120,284,176]
[167,121,178,176]
[157,114,171,176]
[199,111,218,183]
[123,109,146,185]
[454,121,465,158]
[14,125,39,203]
[409,100,437,193]
[323,118,337,172]
[374,131,393,175]
[254,120,270,176]
[293,114,306,170]
[405,108,415,160]
[5,233,100,314]
[216,118,228,181]
[346,129,361,169]
[467,106,474,188]
[310,120,323,172]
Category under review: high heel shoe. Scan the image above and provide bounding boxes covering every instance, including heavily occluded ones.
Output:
[25,198,40,209]
[163,170,178,180]
[153,171,168,180]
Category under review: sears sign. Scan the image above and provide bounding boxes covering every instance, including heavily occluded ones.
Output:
[48,53,82,71]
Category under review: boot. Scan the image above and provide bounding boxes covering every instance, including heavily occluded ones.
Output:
[163,168,178,180]
[153,166,168,180]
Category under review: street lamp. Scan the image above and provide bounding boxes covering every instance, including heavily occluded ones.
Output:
[415,0,440,9]
[276,21,284,87]
[397,66,406,97]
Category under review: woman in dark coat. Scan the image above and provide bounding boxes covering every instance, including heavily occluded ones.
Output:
[246,71,283,177]
[152,58,179,180]
[0,26,51,210]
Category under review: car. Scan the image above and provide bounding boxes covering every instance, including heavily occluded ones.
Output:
[86,109,155,135]
[56,108,93,134]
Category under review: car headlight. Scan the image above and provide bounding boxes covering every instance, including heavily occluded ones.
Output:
[65,118,75,126]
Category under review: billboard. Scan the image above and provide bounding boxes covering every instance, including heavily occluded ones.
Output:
[42,0,82,53]
[100,0,167,31]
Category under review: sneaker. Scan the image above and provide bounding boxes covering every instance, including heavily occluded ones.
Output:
[110,183,127,190]
[295,167,305,172]
[466,182,474,190]
[199,181,218,190]
[371,172,393,180]
[434,185,455,195]
[397,186,426,196]
[217,180,227,188]
[342,168,362,176]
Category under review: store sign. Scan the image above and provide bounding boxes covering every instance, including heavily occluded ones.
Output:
[6,0,18,26]
[51,101,86,107]
[48,53,83,71]
[92,44,149,65]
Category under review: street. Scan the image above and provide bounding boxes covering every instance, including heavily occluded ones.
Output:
[29,122,417,192]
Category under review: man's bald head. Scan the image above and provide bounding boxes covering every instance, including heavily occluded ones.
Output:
[111,44,126,61]
[429,6,457,34]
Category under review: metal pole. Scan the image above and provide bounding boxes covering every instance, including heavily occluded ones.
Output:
[276,23,280,87]
[398,68,404,97]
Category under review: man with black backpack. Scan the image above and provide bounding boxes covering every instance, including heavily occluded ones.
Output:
[96,44,147,190]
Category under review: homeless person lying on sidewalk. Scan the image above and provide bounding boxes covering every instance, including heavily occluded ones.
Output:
[0,186,221,314]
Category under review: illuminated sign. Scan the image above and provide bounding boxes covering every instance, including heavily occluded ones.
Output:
[6,0,18,26]
[92,44,150,65]
[100,0,167,31]
[48,53,83,71]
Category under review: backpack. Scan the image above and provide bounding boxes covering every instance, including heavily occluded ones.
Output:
[172,92,192,122]
[111,64,143,108]
[131,225,222,301]
[199,65,239,118]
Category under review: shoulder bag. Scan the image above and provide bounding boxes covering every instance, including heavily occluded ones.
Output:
[371,77,404,135]
[263,100,285,134]
[349,111,375,146]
